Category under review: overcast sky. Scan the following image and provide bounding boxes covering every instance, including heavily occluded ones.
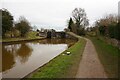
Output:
[1,0,120,31]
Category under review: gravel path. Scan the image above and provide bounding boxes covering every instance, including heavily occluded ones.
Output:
[76,38,107,78]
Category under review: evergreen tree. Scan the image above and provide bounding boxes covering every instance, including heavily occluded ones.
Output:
[1,9,13,37]
[68,17,74,31]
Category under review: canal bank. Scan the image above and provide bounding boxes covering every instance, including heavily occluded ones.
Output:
[25,32,86,78]
[1,37,46,44]
[1,31,78,44]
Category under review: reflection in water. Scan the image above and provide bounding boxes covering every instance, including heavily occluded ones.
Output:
[37,39,75,44]
[4,44,21,54]
[2,47,15,72]
[33,39,77,47]
[16,44,32,64]
[2,39,77,78]
[2,43,32,72]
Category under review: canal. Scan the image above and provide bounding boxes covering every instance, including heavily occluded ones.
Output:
[1,39,77,78]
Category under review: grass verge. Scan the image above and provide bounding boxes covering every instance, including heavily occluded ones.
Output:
[1,31,44,43]
[88,36,120,78]
[27,33,86,78]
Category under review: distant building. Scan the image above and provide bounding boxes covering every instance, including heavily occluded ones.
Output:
[38,29,56,38]
[38,28,66,38]
[39,32,46,37]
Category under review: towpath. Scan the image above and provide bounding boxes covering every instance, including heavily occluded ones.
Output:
[76,38,107,78]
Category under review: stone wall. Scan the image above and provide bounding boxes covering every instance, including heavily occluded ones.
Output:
[39,31,78,40]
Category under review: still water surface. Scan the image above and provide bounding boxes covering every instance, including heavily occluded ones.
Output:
[2,39,77,78]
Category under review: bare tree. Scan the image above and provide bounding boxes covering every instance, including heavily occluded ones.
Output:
[72,8,89,35]
[15,16,31,37]
[72,8,89,28]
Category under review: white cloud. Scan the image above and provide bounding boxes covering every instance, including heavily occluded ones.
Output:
[2,0,120,31]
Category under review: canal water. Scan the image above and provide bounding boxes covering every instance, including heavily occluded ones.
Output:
[1,39,77,78]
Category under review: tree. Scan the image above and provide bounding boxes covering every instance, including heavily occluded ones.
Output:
[108,24,115,38]
[72,8,89,35]
[15,16,31,37]
[95,14,118,37]
[71,23,77,34]
[114,21,120,40]
[94,14,120,41]
[68,17,74,31]
[1,9,13,37]
[12,27,21,37]
[72,8,89,27]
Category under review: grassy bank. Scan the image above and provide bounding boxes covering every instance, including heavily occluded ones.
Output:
[27,33,86,78]
[1,31,44,42]
[88,36,120,78]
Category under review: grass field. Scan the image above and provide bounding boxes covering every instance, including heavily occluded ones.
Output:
[27,33,86,78]
[88,36,120,78]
